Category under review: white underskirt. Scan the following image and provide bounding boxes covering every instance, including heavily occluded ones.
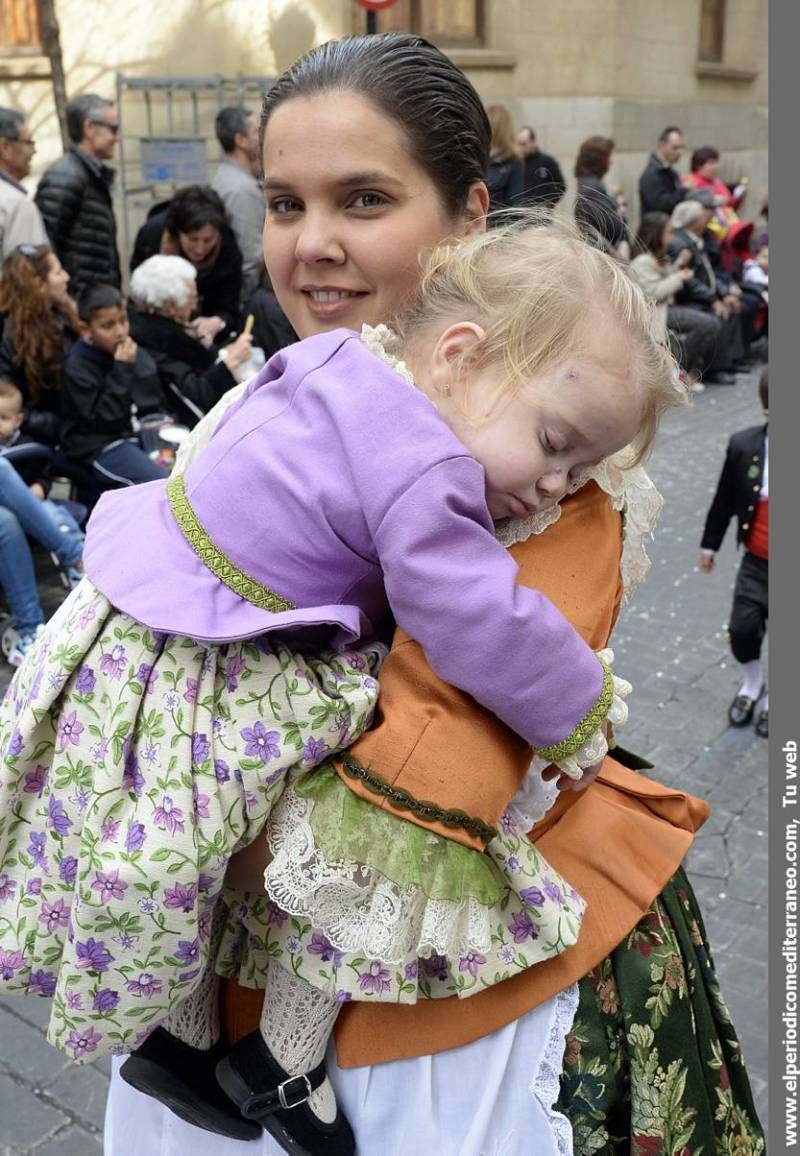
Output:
[104,984,578,1156]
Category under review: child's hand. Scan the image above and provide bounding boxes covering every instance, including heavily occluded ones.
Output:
[697,551,715,573]
[29,482,46,501]
[114,336,138,364]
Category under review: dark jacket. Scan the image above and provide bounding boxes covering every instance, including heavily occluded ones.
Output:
[520,150,566,210]
[638,153,687,216]
[668,228,724,309]
[246,286,298,361]
[60,339,163,462]
[701,424,767,552]
[34,147,121,300]
[486,156,524,219]
[130,205,243,337]
[0,312,76,445]
[574,177,627,249]
[127,303,237,428]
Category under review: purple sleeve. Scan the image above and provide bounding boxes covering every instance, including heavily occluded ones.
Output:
[370,456,606,751]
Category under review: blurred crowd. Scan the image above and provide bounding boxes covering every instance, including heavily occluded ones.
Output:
[0,92,768,666]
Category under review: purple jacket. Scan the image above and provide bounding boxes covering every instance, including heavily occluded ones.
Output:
[85,330,605,751]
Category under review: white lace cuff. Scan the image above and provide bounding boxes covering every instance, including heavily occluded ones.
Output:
[553,648,632,781]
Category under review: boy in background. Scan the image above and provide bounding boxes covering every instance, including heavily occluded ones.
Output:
[699,366,769,737]
[61,286,168,487]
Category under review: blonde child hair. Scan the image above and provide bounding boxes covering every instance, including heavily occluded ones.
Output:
[399,217,688,464]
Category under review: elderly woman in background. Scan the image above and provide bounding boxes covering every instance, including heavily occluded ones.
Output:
[631,211,721,391]
[485,104,524,218]
[668,198,744,385]
[127,254,252,428]
[573,135,629,257]
[130,185,244,342]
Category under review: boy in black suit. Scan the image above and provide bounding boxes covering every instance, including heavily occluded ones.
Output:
[699,367,768,736]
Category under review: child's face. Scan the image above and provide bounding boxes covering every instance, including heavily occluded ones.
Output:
[0,396,23,443]
[756,246,768,271]
[439,333,644,521]
[86,306,130,355]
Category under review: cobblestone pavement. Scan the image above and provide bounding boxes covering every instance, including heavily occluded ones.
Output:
[0,368,768,1152]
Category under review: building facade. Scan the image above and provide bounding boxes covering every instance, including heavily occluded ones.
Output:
[0,0,768,234]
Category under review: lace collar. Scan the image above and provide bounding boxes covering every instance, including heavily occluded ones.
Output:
[360,324,663,601]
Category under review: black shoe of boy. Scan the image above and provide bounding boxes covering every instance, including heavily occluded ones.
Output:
[216,1029,355,1155]
[119,1027,261,1141]
[755,709,768,738]
[728,689,763,727]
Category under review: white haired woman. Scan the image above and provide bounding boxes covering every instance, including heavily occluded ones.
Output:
[128,255,253,428]
[666,199,744,385]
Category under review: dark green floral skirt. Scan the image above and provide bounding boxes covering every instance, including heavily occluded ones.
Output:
[556,867,765,1155]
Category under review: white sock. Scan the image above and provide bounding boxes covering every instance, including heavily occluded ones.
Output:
[738,659,764,701]
[164,901,224,1050]
[261,962,339,1125]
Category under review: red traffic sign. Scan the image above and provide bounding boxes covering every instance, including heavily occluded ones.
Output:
[356,0,400,9]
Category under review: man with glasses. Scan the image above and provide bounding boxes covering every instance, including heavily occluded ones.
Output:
[0,107,48,265]
[34,94,121,300]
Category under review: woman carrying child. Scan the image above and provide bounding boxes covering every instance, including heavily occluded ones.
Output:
[104,35,764,1156]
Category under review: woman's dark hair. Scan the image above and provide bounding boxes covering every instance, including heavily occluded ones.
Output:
[77,284,124,323]
[636,211,670,261]
[690,145,720,172]
[259,33,490,216]
[574,136,614,179]
[164,185,228,236]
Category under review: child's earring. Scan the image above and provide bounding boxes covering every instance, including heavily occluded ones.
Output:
[441,381,452,396]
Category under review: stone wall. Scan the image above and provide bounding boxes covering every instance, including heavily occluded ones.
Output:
[0,0,767,233]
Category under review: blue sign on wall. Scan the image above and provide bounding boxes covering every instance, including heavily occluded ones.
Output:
[140,138,208,183]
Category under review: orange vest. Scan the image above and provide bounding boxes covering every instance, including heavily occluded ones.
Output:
[221,482,708,1064]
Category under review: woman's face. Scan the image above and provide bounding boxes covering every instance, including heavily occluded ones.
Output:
[44,253,70,307]
[262,92,487,338]
[178,224,221,266]
[661,222,673,251]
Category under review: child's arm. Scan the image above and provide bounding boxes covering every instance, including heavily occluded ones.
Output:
[370,455,614,761]
[699,436,738,559]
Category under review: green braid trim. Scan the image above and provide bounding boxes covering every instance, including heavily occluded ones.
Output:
[167,473,296,614]
[537,657,614,763]
[339,753,497,844]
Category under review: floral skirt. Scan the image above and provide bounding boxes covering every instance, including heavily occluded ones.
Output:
[217,767,586,1003]
[556,868,765,1155]
[0,580,380,1060]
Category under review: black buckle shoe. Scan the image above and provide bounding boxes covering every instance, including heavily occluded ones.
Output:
[755,709,768,738]
[216,1029,355,1155]
[119,1027,261,1140]
[728,689,762,727]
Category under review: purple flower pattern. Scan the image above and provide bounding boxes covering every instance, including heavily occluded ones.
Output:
[0,583,591,1062]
